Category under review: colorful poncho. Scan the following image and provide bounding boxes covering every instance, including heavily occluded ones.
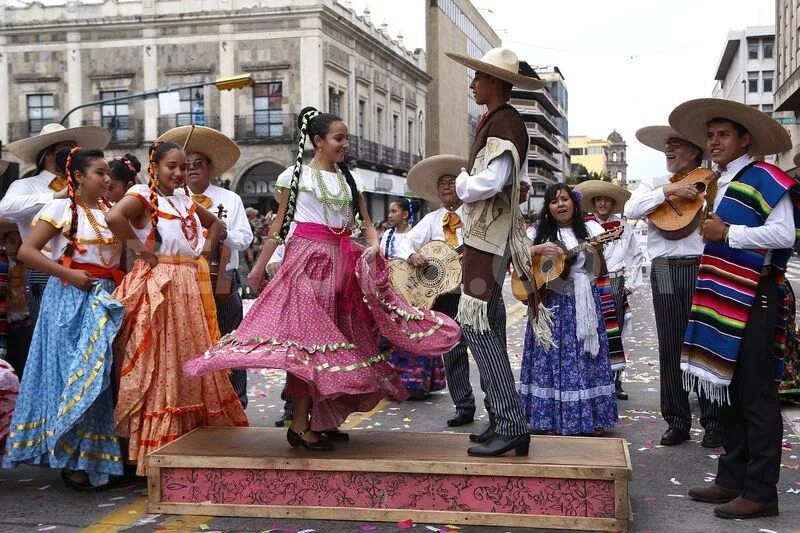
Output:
[681,162,800,404]
[596,275,628,372]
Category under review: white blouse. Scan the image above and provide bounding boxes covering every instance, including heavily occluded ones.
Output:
[527,220,604,277]
[126,184,205,258]
[34,198,121,268]
[275,165,365,229]
[380,228,412,259]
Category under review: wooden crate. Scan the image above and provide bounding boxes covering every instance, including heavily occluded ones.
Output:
[148,427,632,531]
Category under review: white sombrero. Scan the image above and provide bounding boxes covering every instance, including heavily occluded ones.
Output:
[7,123,111,164]
[635,125,707,157]
[445,47,546,91]
[669,98,791,157]
[156,125,240,177]
[574,180,631,215]
[406,154,468,203]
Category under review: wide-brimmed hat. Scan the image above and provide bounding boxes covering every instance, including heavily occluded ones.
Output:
[445,47,546,91]
[635,125,707,158]
[0,159,8,175]
[156,125,240,177]
[669,98,791,157]
[406,154,468,203]
[575,180,631,215]
[6,123,111,164]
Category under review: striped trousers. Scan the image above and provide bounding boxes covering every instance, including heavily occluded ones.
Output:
[23,267,50,324]
[610,275,626,383]
[650,257,718,432]
[216,271,248,409]
[461,278,527,437]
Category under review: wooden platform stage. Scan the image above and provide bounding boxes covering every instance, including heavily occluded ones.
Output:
[147,427,632,531]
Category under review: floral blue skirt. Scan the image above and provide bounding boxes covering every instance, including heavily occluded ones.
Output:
[381,338,446,394]
[3,278,124,486]
[519,285,618,435]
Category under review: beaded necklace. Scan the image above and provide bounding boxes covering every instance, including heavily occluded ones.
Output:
[159,189,200,248]
[77,197,120,267]
[310,163,351,235]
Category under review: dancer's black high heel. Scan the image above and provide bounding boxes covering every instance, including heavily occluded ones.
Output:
[287,427,334,451]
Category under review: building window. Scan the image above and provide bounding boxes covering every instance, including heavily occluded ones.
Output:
[376,107,384,144]
[358,100,366,138]
[762,104,774,115]
[616,171,622,181]
[762,70,774,93]
[100,90,129,142]
[178,88,204,126]
[253,82,283,137]
[568,147,584,156]
[392,114,399,149]
[407,119,413,153]
[611,151,618,162]
[27,94,54,134]
[328,87,341,116]
[747,71,759,93]
[748,41,759,59]
[763,39,774,59]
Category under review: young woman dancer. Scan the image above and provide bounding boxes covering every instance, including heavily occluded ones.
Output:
[3,148,125,489]
[106,141,247,476]
[107,154,140,203]
[184,107,459,451]
[520,183,617,436]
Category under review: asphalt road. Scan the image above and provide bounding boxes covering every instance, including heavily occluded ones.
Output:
[1,276,799,533]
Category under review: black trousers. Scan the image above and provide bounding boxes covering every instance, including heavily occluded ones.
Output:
[716,275,782,502]
[216,272,248,409]
[651,257,718,432]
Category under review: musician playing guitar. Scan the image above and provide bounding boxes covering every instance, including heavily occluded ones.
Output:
[520,183,618,437]
[156,125,253,410]
[624,125,721,450]
[397,154,491,428]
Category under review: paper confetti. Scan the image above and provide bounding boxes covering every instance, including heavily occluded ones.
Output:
[398,519,415,529]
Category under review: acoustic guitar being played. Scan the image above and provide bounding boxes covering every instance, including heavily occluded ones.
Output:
[511,225,623,303]
[647,167,719,240]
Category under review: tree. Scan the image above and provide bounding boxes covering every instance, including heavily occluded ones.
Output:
[567,163,610,184]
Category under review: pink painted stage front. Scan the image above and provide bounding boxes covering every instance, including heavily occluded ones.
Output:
[147,427,632,531]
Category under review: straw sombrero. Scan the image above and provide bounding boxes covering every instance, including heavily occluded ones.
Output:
[669,98,791,157]
[156,125,240,177]
[635,125,707,157]
[7,123,111,164]
[445,48,546,91]
[406,154,468,203]
[574,180,631,215]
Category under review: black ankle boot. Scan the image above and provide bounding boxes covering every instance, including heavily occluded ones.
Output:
[287,427,334,451]
[469,423,496,443]
[467,433,530,457]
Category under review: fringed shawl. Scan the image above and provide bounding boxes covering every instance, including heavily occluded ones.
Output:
[681,162,800,404]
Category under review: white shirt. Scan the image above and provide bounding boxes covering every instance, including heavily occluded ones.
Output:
[623,173,706,259]
[713,154,796,253]
[126,184,205,258]
[527,221,604,277]
[275,165,365,228]
[34,199,121,268]
[593,214,644,293]
[455,152,530,204]
[380,228,412,259]
[395,205,465,261]
[180,183,253,272]
[0,170,60,243]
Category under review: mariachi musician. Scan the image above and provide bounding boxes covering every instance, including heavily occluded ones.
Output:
[624,126,720,449]
[157,126,253,409]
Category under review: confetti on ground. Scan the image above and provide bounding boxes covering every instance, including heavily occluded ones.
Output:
[398,519,415,529]
[37,528,56,532]
[97,503,115,508]
[670,478,681,485]
[359,526,378,532]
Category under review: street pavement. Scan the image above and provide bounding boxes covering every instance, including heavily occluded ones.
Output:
[1,275,800,533]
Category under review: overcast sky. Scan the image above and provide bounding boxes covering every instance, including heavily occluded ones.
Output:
[13,0,776,180]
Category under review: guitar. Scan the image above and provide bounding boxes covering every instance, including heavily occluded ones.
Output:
[511,226,624,303]
[209,203,234,299]
[388,240,462,309]
[647,167,719,240]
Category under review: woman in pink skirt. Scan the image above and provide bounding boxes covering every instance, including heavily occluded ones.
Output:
[184,107,459,451]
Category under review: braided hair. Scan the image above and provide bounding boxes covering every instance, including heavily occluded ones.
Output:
[54,147,106,259]
[277,106,361,242]
[384,198,419,257]
[146,141,182,248]
[109,153,141,185]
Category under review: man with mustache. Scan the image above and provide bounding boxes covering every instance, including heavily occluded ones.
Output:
[624,126,720,449]
[157,126,253,409]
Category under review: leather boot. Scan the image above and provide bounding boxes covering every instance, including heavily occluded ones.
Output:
[469,422,496,443]
[467,433,530,457]
[688,485,741,504]
[714,496,778,519]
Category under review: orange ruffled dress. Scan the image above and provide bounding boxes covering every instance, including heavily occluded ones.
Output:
[113,185,247,475]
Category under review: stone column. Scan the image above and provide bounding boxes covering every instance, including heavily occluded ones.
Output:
[300,31,323,110]
[143,28,158,141]
[0,35,8,145]
[66,32,82,128]
[219,23,235,139]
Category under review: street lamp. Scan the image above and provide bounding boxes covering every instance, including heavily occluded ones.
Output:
[59,73,254,125]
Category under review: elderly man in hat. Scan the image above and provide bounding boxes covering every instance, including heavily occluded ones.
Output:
[156,125,253,409]
[666,99,796,520]
[0,123,110,324]
[576,180,643,401]
[624,125,721,449]
[445,47,542,457]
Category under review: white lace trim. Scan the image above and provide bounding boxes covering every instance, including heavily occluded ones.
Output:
[519,383,615,402]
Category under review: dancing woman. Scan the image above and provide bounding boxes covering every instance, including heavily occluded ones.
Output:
[3,148,125,489]
[184,107,459,451]
[106,141,247,476]
[520,183,617,436]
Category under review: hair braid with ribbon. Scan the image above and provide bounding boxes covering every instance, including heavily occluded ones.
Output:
[147,141,163,247]
[63,146,82,258]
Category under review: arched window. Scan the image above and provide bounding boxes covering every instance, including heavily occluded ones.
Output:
[611,152,618,162]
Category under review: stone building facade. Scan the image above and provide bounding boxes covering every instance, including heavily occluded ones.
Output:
[0,0,429,219]
[606,130,627,187]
